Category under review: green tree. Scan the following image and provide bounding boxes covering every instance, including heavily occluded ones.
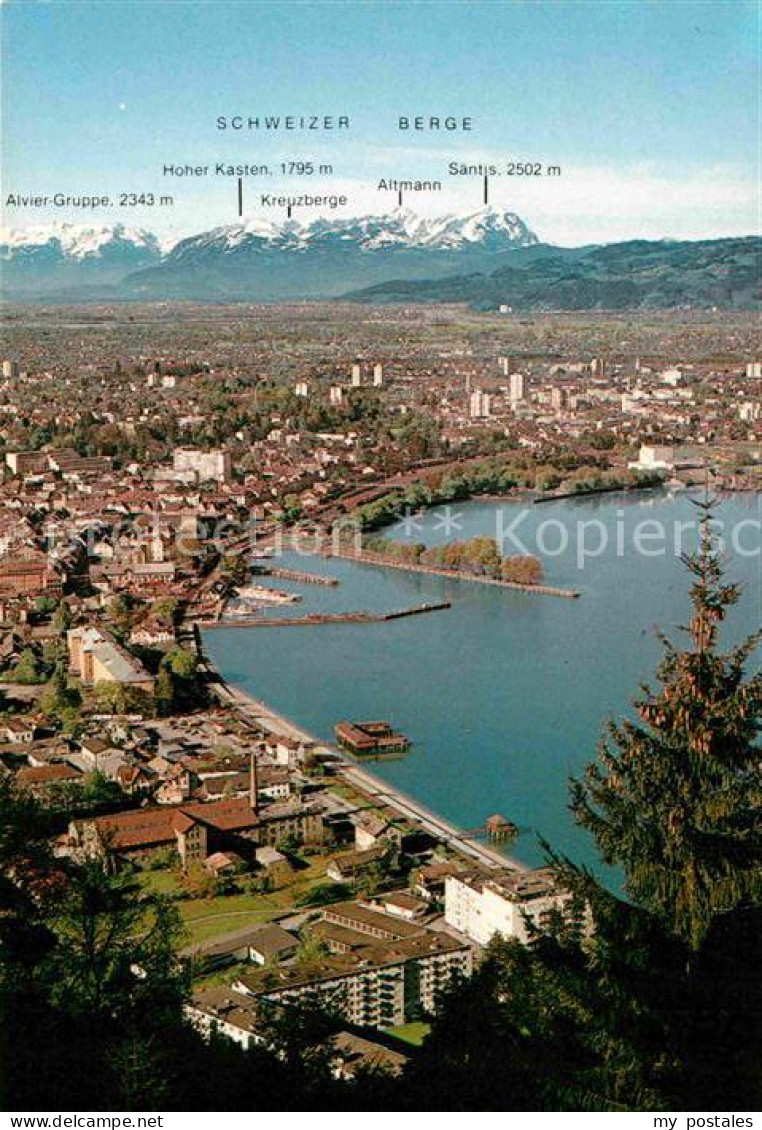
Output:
[179,863,217,900]
[39,667,82,728]
[11,647,43,684]
[91,681,152,716]
[166,646,199,681]
[154,664,175,715]
[151,596,179,627]
[108,593,134,632]
[94,680,129,714]
[0,778,56,976]
[571,501,762,948]
[46,860,186,1019]
[157,646,205,713]
[81,770,126,808]
[221,552,248,585]
[282,493,303,522]
[295,927,329,965]
[41,637,67,671]
[256,992,343,1083]
[52,599,72,633]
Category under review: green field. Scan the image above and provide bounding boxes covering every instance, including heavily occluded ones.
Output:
[137,856,337,944]
[139,869,180,896]
[386,1022,431,1047]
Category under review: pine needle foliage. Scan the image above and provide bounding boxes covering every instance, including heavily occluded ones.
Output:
[570,499,762,948]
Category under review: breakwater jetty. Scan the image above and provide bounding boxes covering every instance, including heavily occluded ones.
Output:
[198,600,451,630]
[324,547,580,599]
[256,566,339,586]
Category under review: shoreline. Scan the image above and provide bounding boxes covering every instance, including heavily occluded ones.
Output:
[192,487,739,879]
[196,630,528,875]
[532,480,665,504]
[347,479,668,538]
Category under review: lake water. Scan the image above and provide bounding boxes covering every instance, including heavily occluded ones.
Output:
[204,491,761,870]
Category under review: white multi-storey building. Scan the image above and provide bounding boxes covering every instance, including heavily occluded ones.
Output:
[186,988,263,1051]
[621,391,648,415]
[172,447,231,483]
[445,868,570,946]
[550,386,566,412]
[469,388,491,418]
[628,444,675,472]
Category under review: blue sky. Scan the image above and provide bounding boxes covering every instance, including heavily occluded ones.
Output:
[2,0,759,244]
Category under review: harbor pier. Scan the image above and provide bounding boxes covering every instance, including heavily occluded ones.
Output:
[197,600,451,629]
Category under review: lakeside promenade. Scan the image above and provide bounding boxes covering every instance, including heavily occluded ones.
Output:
[199,637,527,875]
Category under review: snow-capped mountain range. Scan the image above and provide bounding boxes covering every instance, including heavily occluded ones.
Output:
[0,222,164,258]
[1,222,165,297]
[169,207,537,254]
[1,207,539,299]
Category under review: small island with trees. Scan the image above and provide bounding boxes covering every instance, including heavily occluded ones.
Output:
[362,533,544,586]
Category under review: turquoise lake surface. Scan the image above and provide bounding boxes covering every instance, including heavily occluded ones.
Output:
[204,491,761,869]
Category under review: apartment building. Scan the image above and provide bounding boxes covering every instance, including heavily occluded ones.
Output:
[67,625,155,693]
[186,988,264,1051]
[172,447,231,483]
[234,901,472,1028]
[444,867,570,946]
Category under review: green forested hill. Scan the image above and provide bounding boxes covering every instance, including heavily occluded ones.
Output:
[346,237,761,310]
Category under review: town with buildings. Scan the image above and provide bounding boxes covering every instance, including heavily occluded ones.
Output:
[3,0,760,1110]
[0,300,759,1090]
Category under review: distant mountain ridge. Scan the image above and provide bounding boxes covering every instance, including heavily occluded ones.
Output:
[0,223,163,293]
[0,208,536,300]
[344,237,762,312]
[1,211,758,308]
[164,206,537,253]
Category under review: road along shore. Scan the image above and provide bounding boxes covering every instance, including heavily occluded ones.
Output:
[195,631,527,875]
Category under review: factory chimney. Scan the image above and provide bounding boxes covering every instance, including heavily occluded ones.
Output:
[249,748,260,815]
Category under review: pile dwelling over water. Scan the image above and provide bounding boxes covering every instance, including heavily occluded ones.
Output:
[334,720,411,755]
[486,813,519,841]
